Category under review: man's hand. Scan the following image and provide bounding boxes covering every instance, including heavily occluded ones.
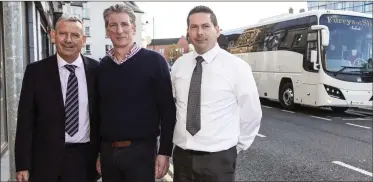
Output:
[155,155,170,179]
[16,170,29,182]
[96,155,101,175]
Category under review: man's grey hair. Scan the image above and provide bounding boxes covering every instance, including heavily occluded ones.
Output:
[55,14,84,29]
[103,3,136,28]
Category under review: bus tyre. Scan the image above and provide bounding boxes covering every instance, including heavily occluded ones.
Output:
[279,82,295,110]
[331,107,348,113]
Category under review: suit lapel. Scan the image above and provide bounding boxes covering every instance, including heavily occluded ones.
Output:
[47,54,65,118]
[82,55,94,123]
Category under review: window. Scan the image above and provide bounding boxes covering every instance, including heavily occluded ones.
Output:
[0,9,7,154]
[354,1,364,6]
[345,2,354,8]
[159,48,164,55]
[83,8,90,19]
[319,5,326,10]
[67,6,72,14]
[85,27,90,36]
[305,41,318,71]
[318,1,326,6]
[365,4,373,12]
[335,2,343,9]
[85,45,91,54]
[292,34,303,48]
[345,6,354,11]
[327,3,334,9]
[40,26,49,59]
[309,2,318,7]
[355,6,364,12]
[0,58,6,154]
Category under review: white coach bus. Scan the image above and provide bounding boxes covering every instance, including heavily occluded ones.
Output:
[225,10,372,112]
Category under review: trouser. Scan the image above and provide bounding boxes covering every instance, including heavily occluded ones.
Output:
[100,138,157,182]
[173,145,237,182]
[58,142,96,182]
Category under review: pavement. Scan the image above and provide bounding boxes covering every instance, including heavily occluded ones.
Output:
[161,102,373,181]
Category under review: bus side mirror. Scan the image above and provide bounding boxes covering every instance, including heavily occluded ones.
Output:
[321,29,329,47]
[310,50,320,70]
[311,25,330,47]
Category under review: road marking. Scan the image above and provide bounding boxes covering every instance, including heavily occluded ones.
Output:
[345,123,371,129]
[332,161,373,177]
[310,115,331,121]
[262,105,273,108]
[343,118,372,121]
[281,110,295,113]
[346,111,369,117]
[257,133,266,137]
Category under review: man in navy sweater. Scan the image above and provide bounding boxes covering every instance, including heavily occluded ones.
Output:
[96,4,176,182]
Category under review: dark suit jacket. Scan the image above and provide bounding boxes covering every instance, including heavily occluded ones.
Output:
[15,54,100,182]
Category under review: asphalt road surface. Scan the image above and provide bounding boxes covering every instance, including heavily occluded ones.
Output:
[162,102,373,181]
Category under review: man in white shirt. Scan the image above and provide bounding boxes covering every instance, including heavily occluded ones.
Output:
[171,5,262,182]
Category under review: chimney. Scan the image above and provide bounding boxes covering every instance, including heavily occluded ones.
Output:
[299,8,305,13]
[289,7,293,14]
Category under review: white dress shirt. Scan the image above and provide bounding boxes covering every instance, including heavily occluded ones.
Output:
[171,43,262,153]
[57,54,90,143]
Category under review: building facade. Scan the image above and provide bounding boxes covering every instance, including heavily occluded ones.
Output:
[307,1,373,14]
[147,36,189,63]
[0,1,63,181]
[63,1,146,61]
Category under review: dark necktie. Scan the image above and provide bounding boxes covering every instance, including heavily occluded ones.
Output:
[186,56,204,136]
[64,65,79,137]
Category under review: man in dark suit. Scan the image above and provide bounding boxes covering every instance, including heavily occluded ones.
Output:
[15,15,100,182]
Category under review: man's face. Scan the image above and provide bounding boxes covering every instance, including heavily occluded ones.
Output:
[106,13,136,48]
[51,20,86,61]
[187,12,220,54]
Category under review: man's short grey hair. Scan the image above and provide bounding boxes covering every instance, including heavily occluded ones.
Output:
[55,14,83,29]
[103,4,136,28]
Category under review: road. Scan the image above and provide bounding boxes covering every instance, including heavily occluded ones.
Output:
[162,102,373,181]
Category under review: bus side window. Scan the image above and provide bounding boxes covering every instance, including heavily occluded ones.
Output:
[292,34,303,47]
[291,29,308,53]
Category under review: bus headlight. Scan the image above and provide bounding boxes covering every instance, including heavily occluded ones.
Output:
[323,84,345,100]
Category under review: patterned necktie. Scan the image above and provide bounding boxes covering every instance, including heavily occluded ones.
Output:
[64,65,79,137]
[186,56,204,136]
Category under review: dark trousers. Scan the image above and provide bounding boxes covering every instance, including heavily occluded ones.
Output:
[58,143,95,182]
[173,146,237,182]
[100,138,157,182]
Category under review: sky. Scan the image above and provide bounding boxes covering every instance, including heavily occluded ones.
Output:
[136,2,308,39]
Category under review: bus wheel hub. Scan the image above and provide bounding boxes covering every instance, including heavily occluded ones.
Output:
[283,89,294,105]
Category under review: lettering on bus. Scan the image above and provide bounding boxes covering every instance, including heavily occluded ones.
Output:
[327,16,372,27]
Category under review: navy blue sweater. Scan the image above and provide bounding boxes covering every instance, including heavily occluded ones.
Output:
[98,48,176,156]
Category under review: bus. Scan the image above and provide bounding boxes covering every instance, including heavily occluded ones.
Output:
[224,10,373,112]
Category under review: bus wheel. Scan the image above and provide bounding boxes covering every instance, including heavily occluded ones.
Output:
[331,107,348,113]
[279,82,295,110]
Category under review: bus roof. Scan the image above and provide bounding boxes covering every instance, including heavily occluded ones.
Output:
[222,10,373,35]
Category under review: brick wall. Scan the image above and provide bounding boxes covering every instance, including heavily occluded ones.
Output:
[146,36,190,61]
